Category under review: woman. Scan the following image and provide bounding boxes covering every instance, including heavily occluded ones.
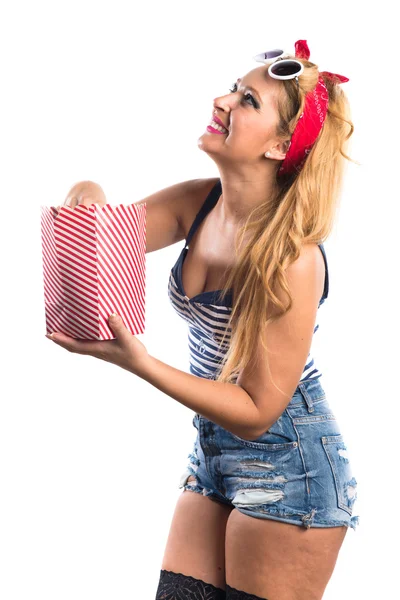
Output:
[47,40,360,600]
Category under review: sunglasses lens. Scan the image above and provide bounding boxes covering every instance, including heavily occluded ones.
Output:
[270,60,302,77]
[263,49,284,60]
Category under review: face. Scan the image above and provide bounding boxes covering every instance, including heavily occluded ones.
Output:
[197,66,287,167]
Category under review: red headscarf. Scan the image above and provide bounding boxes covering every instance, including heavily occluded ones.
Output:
[278,40,349,177]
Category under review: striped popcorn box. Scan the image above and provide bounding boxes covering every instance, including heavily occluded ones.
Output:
[40,202,146,340]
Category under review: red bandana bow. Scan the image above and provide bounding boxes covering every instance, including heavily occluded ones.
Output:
[278,39,349,177]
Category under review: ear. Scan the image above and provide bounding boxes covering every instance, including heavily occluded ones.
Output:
[267,138,291,161]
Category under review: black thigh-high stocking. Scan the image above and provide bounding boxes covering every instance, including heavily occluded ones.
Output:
[225,584,269,599]
[155,569,226,599]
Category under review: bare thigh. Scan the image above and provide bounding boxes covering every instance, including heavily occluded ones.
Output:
[160,476,234,590]
[225,509,348,600]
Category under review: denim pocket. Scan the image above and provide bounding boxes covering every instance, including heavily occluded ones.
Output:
[322,434,358,515]
[229,431,298,451]
[228,410,298,450]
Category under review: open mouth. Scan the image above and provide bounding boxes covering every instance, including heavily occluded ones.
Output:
[207,119,229,134]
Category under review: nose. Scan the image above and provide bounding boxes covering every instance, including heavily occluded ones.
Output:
[213,89,239,114]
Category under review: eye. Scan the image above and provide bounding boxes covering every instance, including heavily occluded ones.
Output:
[228,82,258,108]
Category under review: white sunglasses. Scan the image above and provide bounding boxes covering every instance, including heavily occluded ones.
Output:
[253,49,304,81]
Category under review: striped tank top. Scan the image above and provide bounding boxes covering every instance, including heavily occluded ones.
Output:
[167,179,329,383]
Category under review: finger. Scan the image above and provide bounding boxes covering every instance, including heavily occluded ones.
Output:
[45,333,76,353]
[79,195,107,208]
[107,314,132,344]
[46,332,105,356]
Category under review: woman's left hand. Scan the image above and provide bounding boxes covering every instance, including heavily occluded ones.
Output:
[45,314,150,377]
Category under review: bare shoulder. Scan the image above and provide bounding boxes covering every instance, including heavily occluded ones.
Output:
[284,242,326,306]
[290,242,325,269]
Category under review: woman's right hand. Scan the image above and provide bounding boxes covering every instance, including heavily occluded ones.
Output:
[57,180,107,211]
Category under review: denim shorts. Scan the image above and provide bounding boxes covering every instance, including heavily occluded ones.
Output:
[178,377,360,531]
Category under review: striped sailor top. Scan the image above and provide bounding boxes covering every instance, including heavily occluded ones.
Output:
[167,179,329,383]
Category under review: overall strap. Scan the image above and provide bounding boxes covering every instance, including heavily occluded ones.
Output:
[185,179,222,247]
[318,243,329,301]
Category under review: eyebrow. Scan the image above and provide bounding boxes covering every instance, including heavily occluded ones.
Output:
[237,77,262,104]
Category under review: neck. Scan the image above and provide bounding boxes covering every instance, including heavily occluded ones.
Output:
[216,167,280,226]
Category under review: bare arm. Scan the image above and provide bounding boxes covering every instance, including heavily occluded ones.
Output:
[137,356,261,441]
[134,245,324,441]
[60,177,218,254]
[134,178,218,254]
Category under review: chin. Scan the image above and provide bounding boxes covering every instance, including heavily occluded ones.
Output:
[197,133,227,155]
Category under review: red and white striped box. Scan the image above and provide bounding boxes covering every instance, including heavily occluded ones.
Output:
[40,203,146,340]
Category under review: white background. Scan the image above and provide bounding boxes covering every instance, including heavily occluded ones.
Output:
[1,1,398,598]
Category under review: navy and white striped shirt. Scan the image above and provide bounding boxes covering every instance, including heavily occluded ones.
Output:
[167,179,329,383]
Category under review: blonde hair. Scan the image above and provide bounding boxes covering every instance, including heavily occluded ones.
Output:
[214,54,356,392]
